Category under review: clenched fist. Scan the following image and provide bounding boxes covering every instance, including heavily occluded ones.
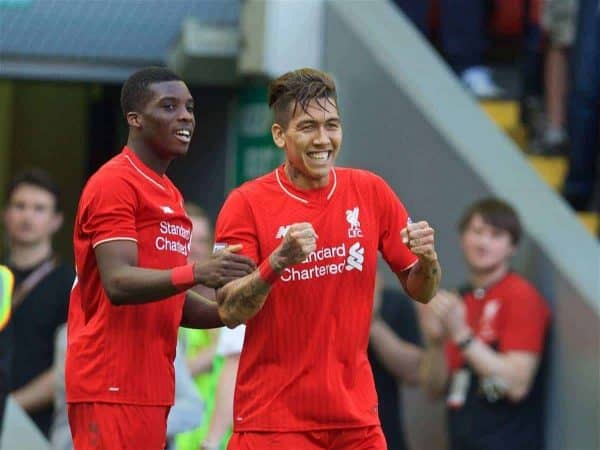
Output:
[270,222,318,272]
[194,244,256,288]
[401,220,437,264]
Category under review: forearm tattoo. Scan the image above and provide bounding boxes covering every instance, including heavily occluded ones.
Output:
[221,272,271,324]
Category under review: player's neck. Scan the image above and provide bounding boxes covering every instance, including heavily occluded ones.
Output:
[126,138,170,176]
[469,263,510,290]
[9,241,53,270]
[284,162,329,190]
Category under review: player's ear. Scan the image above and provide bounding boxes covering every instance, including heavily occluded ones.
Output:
[271,123,286,148]
[126,112,142,129]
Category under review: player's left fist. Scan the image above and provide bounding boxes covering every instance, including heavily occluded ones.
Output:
[401,220,437,264]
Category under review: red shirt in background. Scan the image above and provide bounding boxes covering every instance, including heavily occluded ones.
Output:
[446,271,551,373]
[214,165,418,432]
[66,147,191,406]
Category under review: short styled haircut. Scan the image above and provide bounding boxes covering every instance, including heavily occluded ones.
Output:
[6,168,62,212]
[120,66,182,119]
[459,198,522,245]
[268,68,338,128]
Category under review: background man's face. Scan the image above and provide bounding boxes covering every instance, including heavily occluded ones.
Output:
[460,214,515,274]
[188,216,211,263]
[3,184,62,246]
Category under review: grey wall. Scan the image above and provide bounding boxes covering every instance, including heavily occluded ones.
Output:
[324,1,599,449]
[168,87,237,224]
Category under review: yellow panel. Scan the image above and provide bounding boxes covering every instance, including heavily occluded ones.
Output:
[480,100,520,130]
[528,156,568,190]
[578,212,599,236]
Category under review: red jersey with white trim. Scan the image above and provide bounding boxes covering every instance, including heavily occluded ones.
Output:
[66,147,191,406]
[446,272,550,373]
[214,165,418,431]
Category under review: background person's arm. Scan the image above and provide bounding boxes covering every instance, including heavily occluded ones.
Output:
[435,290,545,402]
[201,353,240,449]
[12,367,55,413]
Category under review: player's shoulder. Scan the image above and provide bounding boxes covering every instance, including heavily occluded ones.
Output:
[82,154,136,195]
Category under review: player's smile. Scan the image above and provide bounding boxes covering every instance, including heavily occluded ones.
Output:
[174,127,192,144]
[273,98,342,190]
[143,80,196,158]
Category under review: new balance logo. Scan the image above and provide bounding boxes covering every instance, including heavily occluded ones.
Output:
[276,225,291,239]
[161,206,174,214]
[346,242,364,271]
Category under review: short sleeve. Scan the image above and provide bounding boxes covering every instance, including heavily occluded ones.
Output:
[374,176,418,274]
[500,287,550,354]
[214,189,260,264]
[216,325,246,357]
[80,177,138,248]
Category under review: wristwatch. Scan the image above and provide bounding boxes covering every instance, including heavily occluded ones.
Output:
[456,333,474,351]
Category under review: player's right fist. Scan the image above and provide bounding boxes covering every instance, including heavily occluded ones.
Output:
[270,222,318,271]
[194,244,256,288]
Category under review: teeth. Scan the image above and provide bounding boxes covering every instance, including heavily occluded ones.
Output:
[176,130,191,137]
[308,151,329,160]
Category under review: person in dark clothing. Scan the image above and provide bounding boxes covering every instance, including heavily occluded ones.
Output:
[2,169,74,437]
[369,276,423,450]
[0,265,14,437]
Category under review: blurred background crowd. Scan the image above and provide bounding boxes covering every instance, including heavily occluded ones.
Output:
[0,1,597,449]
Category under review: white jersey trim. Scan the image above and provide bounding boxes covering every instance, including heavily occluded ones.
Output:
[125,155,166,191]
[275,168,309,204]
[93,237,138,248]
[275,167,338,204]
[399,258,419,272]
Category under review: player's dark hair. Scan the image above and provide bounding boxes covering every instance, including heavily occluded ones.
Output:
[6,168,62,212]
[459,198,522,245]
[268,68,338,128]
[120,66,182,119]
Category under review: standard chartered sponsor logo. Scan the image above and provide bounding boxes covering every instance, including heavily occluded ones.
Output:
[155,220,191,256]
[281,242,365,282]
[345,242,364,271]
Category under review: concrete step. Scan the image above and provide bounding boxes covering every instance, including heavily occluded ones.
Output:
[577,212,599,236]
[527,155,568,190]
[480,100,528,149]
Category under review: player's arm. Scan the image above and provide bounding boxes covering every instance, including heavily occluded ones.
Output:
[397,221,441,304]
[95,241,255,306]
[180,290,223,328]
[216,223,317,328]
[11,367,55,414]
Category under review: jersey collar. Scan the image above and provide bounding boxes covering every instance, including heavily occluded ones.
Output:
[274,164,337,205]
[122,146,166,191]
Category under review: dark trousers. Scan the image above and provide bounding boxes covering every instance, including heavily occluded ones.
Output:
[564,0,600,210]
[392,0,487,73]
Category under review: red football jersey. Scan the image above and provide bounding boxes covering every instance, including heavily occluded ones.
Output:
[446,272,551,372]
[66,147,192,406]
[214,165,418,431]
